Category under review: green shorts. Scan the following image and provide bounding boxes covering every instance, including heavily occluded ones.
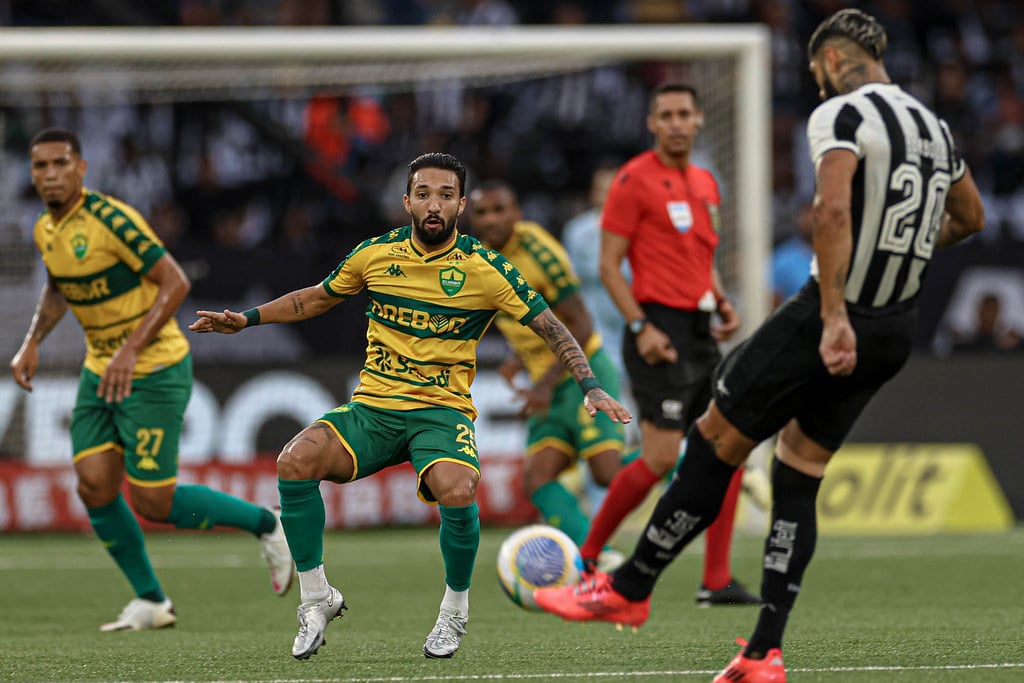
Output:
[526,347,624,460]
[316,402,479,504]
[70,354,192,487]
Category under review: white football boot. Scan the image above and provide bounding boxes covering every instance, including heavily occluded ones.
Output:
[100,598,177,632]
[423,609,468,658]
[259,507,295,596]
[292,586,347,659]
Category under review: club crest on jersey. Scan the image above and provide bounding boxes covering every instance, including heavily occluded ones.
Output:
[439,267,466,296]
[71,232,89,260]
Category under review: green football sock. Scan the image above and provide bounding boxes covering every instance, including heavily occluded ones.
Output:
[167,484,275,535]
[531,480,590,546]
[88,494,164,602]
[278,478,326,572]
[438,503,480,591]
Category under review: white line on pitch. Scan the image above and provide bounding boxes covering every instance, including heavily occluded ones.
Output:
[119,661,1024,683]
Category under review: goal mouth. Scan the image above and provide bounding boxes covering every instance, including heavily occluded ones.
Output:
[0,24,771,468]
[1,24,770,322]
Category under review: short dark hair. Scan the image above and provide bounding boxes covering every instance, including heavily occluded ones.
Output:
[808,9,887,61]
[649,83,699,112]
[30,128,82,156]
[407,152,467,197]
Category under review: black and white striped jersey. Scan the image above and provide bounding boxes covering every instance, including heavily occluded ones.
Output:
[807,82,966,309]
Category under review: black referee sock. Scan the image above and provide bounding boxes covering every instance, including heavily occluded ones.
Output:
[745,457,822,659]
[612,425,737,601]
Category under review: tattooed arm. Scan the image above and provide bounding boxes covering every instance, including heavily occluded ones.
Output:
[189,283,342,335]
[10,277,69,391]
[527,308,632,423]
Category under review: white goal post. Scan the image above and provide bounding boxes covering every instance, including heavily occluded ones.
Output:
[0,23,772,332]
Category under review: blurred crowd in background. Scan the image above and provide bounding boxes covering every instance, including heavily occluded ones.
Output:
[1,0,1022,357]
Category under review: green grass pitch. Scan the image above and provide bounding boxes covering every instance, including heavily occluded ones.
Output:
[1,526,1022,682]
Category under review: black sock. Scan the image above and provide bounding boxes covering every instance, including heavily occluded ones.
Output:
[612,425,737,601]
[745,457,822,658]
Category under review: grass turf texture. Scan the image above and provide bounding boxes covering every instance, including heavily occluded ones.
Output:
[1,527,1021,682]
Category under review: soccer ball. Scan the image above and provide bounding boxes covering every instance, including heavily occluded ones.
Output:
[496,524,582,611]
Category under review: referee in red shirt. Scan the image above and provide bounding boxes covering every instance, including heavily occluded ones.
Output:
[576,82,757,606]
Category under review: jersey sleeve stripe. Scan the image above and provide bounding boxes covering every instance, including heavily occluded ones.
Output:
[834,103,864,143]
[324,231,405,295]
[322,279,348,298]
[937,119,967,183]
[85,193,166,273]
[473,247,551,325]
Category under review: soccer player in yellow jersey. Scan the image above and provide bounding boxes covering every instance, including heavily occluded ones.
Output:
[468,180,624,563]
[8,128,294,632]
[190,152,632,660]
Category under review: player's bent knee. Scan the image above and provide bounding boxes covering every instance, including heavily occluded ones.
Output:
[643,449,678,476]
[129,487,174,522]
[436,485,477,508]
[521,463,558,497]
[587,450,621,486]
[75,476,118,506]
[276,449,330,481]
[276,423,351,481]
[426,462,479,507]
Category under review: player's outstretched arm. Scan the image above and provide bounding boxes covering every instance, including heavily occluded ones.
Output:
[189,283,342,334]
[526,309,632,424]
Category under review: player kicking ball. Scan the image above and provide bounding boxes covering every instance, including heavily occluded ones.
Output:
[533,9,985,683]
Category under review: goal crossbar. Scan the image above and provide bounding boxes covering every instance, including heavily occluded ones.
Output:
[0,24,772,329]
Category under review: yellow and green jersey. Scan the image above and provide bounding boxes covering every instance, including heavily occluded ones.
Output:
[323,226,548,419]
[33,189,189,377]
[488,221,601,383]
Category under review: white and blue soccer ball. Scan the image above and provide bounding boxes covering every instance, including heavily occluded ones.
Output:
[496,524,582,611]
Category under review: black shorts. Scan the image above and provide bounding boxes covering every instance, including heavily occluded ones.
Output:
[713,281,916,451]
[623,303,721,430]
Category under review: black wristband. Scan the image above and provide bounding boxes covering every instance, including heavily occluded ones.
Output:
[578,377,602,394]
[242,308,261,328]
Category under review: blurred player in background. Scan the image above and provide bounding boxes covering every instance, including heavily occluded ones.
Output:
[563,162,632,515]
[190,153,632,661]
[563,161,629,380]
[9,128,293,632]
[535,11,986,682]
[572,83,757,606]
[469,180,624,569]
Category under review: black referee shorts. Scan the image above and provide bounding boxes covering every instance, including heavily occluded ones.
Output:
[713,280,916,452]
[623,303,721,431]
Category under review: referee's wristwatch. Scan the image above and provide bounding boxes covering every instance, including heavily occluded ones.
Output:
[628,318,648,334]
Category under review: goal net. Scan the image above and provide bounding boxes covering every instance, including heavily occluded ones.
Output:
[0,26,770,483]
